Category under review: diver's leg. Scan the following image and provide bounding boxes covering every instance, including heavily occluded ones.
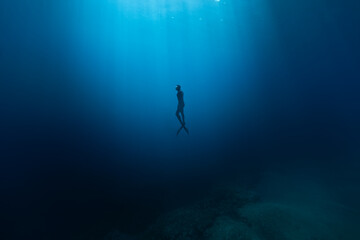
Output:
[180,110,185,126]
[176,110,184,135]
[176,110,183,126]
[180,110,189,134]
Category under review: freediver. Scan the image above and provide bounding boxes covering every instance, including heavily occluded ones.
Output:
[175,85,189,135]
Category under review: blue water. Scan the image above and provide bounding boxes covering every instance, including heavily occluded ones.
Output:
[1,0,360,239]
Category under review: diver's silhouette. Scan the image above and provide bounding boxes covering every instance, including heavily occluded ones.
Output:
[175,85,189,135]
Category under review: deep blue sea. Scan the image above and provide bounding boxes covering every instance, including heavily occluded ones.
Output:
[1,1,360,239]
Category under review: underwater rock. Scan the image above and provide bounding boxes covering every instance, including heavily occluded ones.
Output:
[141,183,351,240]
[238,202,338,240]
[103,182,356,240]
[143,205,217,240]
[142,184,259,240]
[203,216,261,240]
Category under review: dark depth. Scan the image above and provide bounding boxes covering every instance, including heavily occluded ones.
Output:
[1,0,360,239]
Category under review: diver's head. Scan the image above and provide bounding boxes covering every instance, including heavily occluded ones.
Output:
[176,85,181,91]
